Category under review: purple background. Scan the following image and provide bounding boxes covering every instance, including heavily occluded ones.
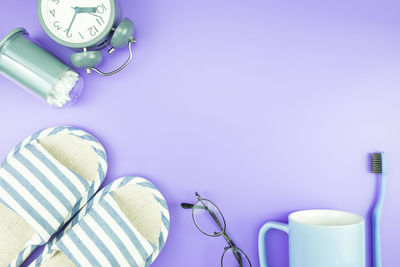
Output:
[1,0,400,266]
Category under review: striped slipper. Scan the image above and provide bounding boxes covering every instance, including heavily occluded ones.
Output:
[31,176,170,267]
[0,126,107,267]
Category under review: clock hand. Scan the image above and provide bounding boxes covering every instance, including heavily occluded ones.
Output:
[65,8,79,36]
[75,7,98,13]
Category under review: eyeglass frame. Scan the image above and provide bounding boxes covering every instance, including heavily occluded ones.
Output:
[181,192,252,267]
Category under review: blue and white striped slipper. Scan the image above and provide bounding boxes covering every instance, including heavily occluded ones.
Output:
[31,176,170,267]
[0,126,107,267]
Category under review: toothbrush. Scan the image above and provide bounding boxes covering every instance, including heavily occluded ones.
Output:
[371,152,385,267]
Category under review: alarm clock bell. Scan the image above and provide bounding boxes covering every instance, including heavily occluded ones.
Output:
[70,18,136,76]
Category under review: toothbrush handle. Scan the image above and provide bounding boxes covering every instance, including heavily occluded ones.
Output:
[373,173,385,267]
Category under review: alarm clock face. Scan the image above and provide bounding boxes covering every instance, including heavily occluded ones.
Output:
[38,0,116,48]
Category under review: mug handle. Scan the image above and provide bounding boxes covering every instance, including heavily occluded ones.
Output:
[258,221,289,267]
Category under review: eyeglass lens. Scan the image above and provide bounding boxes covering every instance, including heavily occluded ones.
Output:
[193,199,226,236]
[222,247,252,267]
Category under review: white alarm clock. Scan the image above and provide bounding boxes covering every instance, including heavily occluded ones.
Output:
[37,0,136,76]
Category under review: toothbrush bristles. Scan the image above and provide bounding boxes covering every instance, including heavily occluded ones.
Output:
[371,153,383,173]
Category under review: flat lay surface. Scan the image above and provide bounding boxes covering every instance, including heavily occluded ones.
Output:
[1,0,400,266]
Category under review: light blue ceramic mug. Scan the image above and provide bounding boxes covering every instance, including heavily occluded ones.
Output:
[259,209,365,267]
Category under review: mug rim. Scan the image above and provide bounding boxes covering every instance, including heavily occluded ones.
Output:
[289,209,364,227]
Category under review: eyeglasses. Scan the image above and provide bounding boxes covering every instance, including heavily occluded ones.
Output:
[181,193,252,267]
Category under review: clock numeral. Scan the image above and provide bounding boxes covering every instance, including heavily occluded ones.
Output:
[64,29,72,38]
[97,4,107,14]
[79,32,85,40]
[96,17,105,26]
[88,26,99,37]
[49,9,56,17]
[53,21,62,31]
[51,0,60,4]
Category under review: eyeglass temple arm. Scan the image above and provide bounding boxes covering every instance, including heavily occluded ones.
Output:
[208,208,224,232]
[181,203,212,211]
